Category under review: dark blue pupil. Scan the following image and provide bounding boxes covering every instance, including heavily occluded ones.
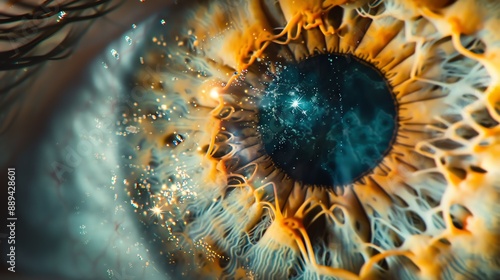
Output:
[258,53,397,186]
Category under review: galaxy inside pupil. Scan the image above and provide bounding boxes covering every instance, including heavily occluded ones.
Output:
[258,53,397,186]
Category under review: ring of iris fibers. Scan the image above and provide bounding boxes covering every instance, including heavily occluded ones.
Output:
[258,53,398,186]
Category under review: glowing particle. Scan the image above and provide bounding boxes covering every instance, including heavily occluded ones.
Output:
[150,206,163,217]
[210,88,219,99]
[161,19,166,25]
[125,36,132,45]
[130,200,139,208]
[126,126,138,134]
[79,225,87,235]
[57,11,66,22]
[110,49,119,60]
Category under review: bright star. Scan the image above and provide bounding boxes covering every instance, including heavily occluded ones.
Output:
[150,206,163,217]
[209,88,219,99]
[289,94,307,115]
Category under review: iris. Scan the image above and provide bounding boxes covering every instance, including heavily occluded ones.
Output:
[2,0,500,279]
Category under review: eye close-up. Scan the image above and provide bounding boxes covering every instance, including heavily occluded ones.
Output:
[1,0,500,279]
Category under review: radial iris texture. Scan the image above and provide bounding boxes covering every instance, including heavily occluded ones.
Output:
[119,0,500,279]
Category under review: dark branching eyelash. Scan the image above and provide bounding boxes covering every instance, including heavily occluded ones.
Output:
[0,0,121,71]
[0,0,122,133]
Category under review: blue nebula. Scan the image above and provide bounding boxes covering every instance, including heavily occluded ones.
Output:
[258,54,397,186]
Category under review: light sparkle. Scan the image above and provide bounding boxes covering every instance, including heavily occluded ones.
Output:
[150,205,164,217]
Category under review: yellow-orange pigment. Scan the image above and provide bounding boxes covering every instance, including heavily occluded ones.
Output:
[122,0,500,278]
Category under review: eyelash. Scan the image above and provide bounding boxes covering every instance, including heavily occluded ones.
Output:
[0,1,116,71]
[0,0,117,138]
[4,0,500,279]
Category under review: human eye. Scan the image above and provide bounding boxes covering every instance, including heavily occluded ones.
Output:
[3,0,500,279]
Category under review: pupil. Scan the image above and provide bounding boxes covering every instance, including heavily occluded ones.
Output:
[258,53,397,186]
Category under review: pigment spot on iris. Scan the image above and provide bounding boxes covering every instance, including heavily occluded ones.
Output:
[258,54,397,186]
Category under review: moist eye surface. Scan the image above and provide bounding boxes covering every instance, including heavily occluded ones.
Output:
[258,53,397,186]
[7,0,495,278]
[118,0,500,279]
